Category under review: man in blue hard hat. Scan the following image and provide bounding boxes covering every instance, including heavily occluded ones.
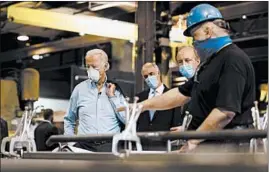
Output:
[133,4,256,152]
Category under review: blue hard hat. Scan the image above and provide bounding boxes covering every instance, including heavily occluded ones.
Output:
[183,4,224,37]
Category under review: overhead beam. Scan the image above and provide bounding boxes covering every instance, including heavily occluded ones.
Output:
[219,2,268,20]
[229,17,268,35]
[170,2,268,20]
[233,34,268,43]
[7,2,138,41]
[0,35,110,63]
[242,46,268,59]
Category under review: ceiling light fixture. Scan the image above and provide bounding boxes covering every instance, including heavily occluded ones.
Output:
[17,35,29,41]
[32,55,43,60]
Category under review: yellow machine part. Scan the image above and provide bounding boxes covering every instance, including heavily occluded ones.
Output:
[21,68,40,101]
[7,2,138,41]
[259,83,268,103]
[0,79,20,129]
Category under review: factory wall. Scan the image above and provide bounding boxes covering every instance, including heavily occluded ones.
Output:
[34,97,69,112]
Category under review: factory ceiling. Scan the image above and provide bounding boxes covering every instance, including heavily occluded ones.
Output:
[0,1,267,60]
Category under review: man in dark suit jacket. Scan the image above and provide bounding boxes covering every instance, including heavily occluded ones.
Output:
[0,117,9,157]
[0,117,8,142]
[136,63,183,151]
[34,109,59,151]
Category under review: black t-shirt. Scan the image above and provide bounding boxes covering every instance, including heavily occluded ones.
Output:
[34,122,59,151]
[178,44,255,130]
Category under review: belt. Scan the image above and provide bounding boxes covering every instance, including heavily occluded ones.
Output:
[89,140,111,146]
[225,124,254,130]
[202,124,254,144]
[232,125,254,130]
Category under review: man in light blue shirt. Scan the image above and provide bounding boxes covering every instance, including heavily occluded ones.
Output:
[64,49,126,152]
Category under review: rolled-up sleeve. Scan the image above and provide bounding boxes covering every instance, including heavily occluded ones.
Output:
[178,78,194,97]
[215,62,246,114]
[109,90,126,124]
[64,87,78,136]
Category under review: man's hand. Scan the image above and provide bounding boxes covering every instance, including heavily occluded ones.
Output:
[106,83,116,97]
[177,140,200,153]
[177,77,188,85]
[128,102,144,113]
[170,126,184,132]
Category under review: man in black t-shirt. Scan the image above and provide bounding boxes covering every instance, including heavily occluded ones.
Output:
[134,4,256,152]
[35,109,59,151]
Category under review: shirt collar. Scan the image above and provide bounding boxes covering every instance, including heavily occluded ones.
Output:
[88,75,108,88]
[150,84,164,94]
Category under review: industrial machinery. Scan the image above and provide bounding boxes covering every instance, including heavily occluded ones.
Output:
[1,68,41,157]
[1,105,43,157]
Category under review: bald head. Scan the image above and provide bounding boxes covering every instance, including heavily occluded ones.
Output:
[176,46,200,70]
[141,62,162,88]
[141,62,159,75]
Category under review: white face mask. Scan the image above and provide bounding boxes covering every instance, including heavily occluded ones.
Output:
[87,67,100,82]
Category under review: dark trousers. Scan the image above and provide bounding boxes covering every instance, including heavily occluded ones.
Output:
[141,141,168,151]
[74,141,112,152]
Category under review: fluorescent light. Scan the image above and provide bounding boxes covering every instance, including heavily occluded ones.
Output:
[32,55,42,60]
[32,55,40,60]
[242,15,247,19]
[89,2,136,11]
[17,35,29,41]
[79,32,85,36]
[129,39,135,44]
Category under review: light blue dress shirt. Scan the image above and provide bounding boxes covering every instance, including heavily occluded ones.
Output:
[148,84,165,121]
[64,79,126,136]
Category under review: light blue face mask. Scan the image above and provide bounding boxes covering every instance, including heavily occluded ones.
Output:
[179,64,195,79]
[145,75,159,89]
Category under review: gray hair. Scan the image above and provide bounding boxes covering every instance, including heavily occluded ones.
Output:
[85,49,108,64]
[141,62,160,74]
